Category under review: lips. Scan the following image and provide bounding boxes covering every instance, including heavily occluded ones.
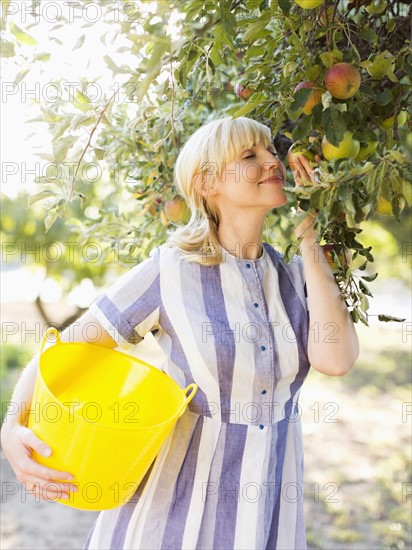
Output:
[260,174,284,184]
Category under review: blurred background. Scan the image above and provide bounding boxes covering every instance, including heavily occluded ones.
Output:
[1,1,411,548]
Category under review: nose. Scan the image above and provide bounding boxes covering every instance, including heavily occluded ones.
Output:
[262,152,286,179]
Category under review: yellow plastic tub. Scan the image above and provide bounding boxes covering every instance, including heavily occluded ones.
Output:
[27,327,197,510]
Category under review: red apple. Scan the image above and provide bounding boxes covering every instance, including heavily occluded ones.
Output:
[293,81,323,115]
[234,82,253,100]
[164,197,190,223]
[324,63,361,100]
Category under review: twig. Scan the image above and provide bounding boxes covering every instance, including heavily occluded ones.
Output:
[68,89,117,200]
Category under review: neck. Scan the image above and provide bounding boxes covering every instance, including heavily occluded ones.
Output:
[217,213,266,260]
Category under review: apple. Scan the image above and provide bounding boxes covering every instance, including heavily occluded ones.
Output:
[321,244,352,271]
[375,196,392,216]
[321,131,360,161]
[287,143,316,171]
[324,63,361,100]
[355,140,378,160]
[293,81,323,115]
[164,197,190,223]
[234,83,253,100]
[147,196,162,215]
[380,110,408,130]
[294,0,325,8]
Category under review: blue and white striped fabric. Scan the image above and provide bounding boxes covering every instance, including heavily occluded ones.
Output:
[85,242,311,550]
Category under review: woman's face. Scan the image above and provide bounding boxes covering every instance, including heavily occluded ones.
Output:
[209,141,288,216]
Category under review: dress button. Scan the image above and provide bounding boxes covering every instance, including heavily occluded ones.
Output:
[253,303,259,308]
[260,345,266,351]
[246,263,251,268]
[261,389,267,395]
[259,424,264,430]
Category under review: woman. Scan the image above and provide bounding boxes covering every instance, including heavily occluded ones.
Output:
[1,116,359,549]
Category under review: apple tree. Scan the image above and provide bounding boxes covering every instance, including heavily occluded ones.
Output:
[1,0,411,326]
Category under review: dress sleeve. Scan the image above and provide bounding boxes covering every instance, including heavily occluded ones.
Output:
[88,246,161,345]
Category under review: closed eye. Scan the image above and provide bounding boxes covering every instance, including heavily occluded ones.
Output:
[243,146,277,159]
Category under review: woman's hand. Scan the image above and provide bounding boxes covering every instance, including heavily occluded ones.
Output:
[293,154,319,242]
[1,422,78,501]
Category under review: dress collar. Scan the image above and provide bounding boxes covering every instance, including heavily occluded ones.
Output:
[219,242,268,264]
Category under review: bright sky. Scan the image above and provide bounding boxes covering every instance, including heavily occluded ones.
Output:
[0,0,182,197]
[0,0,182,305]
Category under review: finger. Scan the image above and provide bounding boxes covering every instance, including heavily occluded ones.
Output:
[297,156,313,176]
[294,157,310,178]
[24,458,75,482]
[21,427,52,458]
[24,483,73,501]
[298,154,313,168]
[293,170,302,184]
[23,479,78,499]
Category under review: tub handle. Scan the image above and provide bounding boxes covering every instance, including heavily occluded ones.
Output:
[177,383,198,418]
[40,327,61,356]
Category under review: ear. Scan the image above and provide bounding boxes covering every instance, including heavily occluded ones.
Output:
[193,173,219,197]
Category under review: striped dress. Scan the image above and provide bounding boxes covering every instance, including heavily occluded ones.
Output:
[84,241,311,550]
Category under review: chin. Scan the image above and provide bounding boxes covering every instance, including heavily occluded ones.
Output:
[272,193,288,208]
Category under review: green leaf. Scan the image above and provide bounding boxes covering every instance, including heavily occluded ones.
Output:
[242,20,268,43]
[0,0,12,29]
[279,0,292,14]
[360,273,378,282]
[74,35,85,50]
[40,107,63,123]
[53,135,78,161]
[0,38,15,57]
[375,89,393,106]
[9,21,37,45]
[387,150,405,164]
[290,88,312,112]
[33,52,51,62]
[104,55,121,74]
[44,209,59,232]
[283,61,299,78]
[377,314,406,323]
[94,148,106,160]
[27,190,57,206]
[359,279,373,297]
[52,118,71,143]
[14,68,30,85]
[322,108,346,146]
[292,115,312,141]
[385,19,396,33]
[320,50,343,68]
[356,308,369,326]
[359,27,378,43]
[231,93,266,118]
[209,44,223,66]
[70,114,96,131]
[386,68,398,83]
[220,9,236,43]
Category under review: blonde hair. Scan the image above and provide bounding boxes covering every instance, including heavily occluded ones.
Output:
[165,115,273,266]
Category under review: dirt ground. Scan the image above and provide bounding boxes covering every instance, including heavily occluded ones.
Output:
[1,300,411,549]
